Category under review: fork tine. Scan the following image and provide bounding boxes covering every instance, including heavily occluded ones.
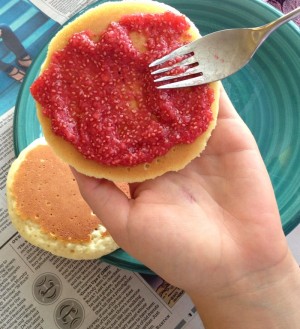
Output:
[157,75,206,89]
[150,56,198,75]
[149,42,194,68]
[154,66,203,82]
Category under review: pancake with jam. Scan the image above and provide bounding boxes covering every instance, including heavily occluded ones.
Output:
[6,138,129,259]
[30,0,220,183]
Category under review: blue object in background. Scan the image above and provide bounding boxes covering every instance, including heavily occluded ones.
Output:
[0,0,59,115]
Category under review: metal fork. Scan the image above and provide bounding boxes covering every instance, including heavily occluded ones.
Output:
[149,7,300,89]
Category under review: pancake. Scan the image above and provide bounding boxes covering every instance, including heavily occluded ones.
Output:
[6,138,129,259]
[31,0,220,182]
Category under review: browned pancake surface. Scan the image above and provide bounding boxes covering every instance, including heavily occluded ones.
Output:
[6,139,129,259]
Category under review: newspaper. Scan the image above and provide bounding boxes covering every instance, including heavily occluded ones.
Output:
[1,1,299,328]
[0,230,203,329]
[30,0,98,24]
[0,0,205,328]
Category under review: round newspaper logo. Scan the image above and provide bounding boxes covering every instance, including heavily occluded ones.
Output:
[54,298,84,329]
[33,273,62,305]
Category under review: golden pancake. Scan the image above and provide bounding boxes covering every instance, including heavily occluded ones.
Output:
[31,0,220,182]
[6,138,129,259]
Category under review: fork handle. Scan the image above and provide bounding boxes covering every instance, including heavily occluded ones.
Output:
[261,7,300,38]
[252,7,300,51]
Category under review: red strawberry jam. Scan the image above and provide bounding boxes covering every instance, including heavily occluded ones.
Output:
[31,12,214,166]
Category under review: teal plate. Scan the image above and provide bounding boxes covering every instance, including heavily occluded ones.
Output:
[14,0,300,274]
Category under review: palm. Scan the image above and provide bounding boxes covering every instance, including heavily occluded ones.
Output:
[74,87,287,294]
[125,90,285,291]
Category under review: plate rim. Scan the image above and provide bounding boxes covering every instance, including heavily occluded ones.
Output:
[13,0,300,272]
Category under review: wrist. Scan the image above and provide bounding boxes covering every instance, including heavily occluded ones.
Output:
[189,252,300,329]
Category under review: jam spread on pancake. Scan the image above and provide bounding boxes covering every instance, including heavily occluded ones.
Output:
[30,12,214,166]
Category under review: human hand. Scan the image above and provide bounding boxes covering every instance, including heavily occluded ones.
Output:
[73,86,300,326]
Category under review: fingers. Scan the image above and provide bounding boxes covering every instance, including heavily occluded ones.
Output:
[71,168,130,245]
[217,83,256,144]
[218,83,240,120]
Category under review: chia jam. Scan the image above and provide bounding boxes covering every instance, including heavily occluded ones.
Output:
[31,12,214,166]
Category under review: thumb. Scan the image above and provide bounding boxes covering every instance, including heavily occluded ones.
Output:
[71,168,130,246]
